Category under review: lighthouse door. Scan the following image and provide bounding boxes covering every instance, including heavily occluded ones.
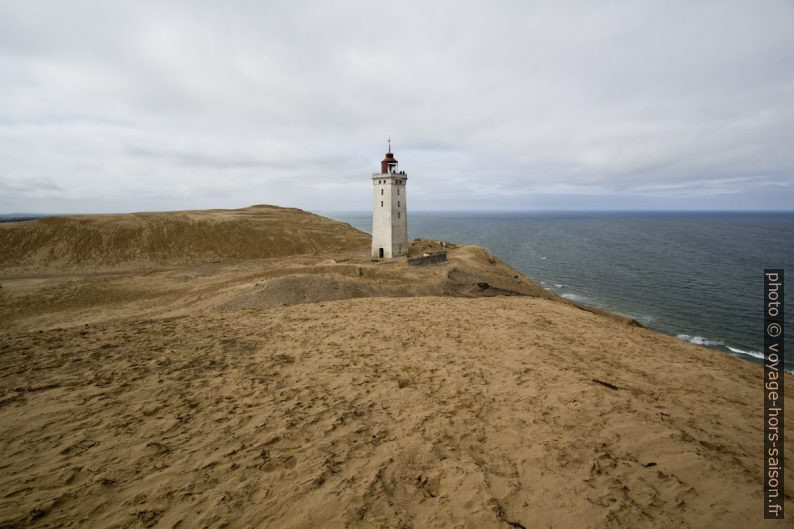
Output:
[379,248,384,258]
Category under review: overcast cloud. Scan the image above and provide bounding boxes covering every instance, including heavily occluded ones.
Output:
[1,0,793,213]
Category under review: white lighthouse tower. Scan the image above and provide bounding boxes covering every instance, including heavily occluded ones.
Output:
[371,139,408,258]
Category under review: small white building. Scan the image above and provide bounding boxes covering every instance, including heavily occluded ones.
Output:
[371,141,408,258]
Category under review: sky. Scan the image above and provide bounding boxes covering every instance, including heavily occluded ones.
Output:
[1,0,793,213]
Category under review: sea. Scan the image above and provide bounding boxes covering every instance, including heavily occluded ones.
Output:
[325,211,793,372]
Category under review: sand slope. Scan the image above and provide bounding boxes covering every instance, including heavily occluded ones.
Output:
[0,205,369,270]
[0,236,560,333]
[1,206,791,528]
[1,297,791,528]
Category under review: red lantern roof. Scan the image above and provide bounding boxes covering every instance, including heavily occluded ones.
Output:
[380,138,399,173]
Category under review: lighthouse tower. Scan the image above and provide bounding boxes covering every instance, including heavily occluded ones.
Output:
[371,140,408,258]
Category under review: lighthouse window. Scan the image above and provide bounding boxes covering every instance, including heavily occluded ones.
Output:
[398,212,401,219]
[381,189,383,195]
[397,201,400,207]
[397,188,400,195]
[380,201,383,207]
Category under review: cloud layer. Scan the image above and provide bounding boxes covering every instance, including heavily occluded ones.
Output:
[1,0,793,212]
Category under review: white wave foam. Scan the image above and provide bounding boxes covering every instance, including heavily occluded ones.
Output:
[561,293,587,302]
[678,337,769,363]
[676,334,723,347]
[554,284,564,288]
[726,346,764,360]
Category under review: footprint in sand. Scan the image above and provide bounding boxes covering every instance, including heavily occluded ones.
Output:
[259,450,298,472]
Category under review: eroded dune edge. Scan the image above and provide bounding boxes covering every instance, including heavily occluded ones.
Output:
[0,205,791,529]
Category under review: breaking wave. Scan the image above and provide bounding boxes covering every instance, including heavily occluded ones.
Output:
[561,293,588,302]
[726,346,764,360]
[676,334,724,347]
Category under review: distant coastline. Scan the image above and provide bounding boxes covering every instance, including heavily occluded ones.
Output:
[0,214,49,223]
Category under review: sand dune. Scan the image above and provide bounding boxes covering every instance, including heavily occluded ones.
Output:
[0,205,368,270]
[0,207,791,528]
